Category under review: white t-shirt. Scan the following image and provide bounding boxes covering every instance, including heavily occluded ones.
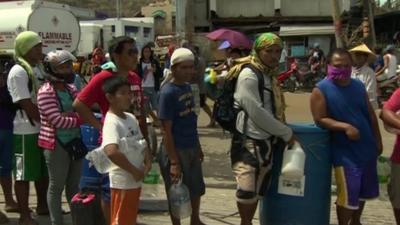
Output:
[141,62,155,88]
[7,64,41,135]
[102,111,144,189]
[351,65,379,110]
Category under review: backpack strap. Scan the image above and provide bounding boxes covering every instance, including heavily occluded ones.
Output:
[238,64,267,144]
[245,64,276,115]
[238,64,277,143]
[244,64,264,106]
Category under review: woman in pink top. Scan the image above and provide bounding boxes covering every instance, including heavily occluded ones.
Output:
[37,50,83,225]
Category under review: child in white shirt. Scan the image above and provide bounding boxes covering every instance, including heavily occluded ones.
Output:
[101,76,150,225]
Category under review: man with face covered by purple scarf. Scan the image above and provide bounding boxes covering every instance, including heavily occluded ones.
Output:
[310,48,382,225]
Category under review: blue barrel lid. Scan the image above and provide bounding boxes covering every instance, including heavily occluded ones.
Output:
[288,123,329,134]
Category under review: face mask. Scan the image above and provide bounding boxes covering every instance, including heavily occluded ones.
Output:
[327,65,352,80]
[62,73,75,84]
[48,72,74,84]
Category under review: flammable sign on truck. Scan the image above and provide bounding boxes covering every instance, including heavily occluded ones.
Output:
[0,0,81,55]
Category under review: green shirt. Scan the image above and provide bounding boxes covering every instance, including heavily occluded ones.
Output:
[56,90,80,144]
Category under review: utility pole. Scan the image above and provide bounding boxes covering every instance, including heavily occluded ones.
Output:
[116,0,121,19]
[175,0,187,42]
[331,0,345,48]
[185,0,194,42]
[364,0,377,47]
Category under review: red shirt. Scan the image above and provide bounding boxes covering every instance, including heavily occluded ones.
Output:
[384,88,400,163]
[77,70,144,119]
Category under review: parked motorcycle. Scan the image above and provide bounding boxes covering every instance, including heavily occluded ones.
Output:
[279,58,325,92]
[378,74,400,106]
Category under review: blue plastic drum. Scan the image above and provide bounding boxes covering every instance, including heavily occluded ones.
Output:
[80,113,102,146]
[260,124,332,225]
[79,113,104,191]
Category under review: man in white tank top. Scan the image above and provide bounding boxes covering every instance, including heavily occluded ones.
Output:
[376,45,398,81]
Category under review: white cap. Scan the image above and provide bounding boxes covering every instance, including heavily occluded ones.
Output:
[170,48,194,67]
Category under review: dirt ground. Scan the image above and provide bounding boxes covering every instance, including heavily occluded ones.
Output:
[197,92,396,187]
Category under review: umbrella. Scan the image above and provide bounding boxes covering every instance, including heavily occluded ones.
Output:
[206,28,252,50]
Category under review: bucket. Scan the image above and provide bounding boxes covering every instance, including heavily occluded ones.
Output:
[260,124,332,225]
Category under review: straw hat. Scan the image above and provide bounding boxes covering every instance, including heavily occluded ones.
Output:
[349,43,376,62]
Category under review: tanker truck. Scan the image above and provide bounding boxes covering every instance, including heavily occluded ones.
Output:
[0,0,81,69]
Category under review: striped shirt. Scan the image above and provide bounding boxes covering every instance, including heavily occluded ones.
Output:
[37,82,82,150]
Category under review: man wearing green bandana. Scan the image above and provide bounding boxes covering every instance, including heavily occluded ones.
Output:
[230,33,294,225]
[7,31,48,225]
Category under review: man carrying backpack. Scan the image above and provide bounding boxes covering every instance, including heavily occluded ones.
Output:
[7,31,48,225]
[229,33,294,225]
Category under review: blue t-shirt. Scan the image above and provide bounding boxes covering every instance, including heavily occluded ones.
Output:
[158,82,198,149]
[317,78,377,167]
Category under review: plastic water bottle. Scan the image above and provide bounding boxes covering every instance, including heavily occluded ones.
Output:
[377,156,391,201]
[143,162,160,184]
[169,181,192,219]
[281,141,306,178]
[141,162,161,199]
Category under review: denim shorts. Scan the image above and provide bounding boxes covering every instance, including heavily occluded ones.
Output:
[0,130,13,176]
[158,144,205,199]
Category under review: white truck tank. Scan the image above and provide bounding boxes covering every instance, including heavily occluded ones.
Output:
[78,22,113,57]
[0,0,81,55]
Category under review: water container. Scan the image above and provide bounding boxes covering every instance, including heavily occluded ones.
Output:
[169,181,192,219]
[143,162,160,184]
[80,113,102,146]
[80,145,103,190]
[281,141,306,178]
[260,124,332,225]
[81,125,100,146]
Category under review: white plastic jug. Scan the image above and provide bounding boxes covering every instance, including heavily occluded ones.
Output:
[281,141,306,178]
[168,180,192,219]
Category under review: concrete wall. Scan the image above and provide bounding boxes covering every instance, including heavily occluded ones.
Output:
[215,0,275,18]
[212,0,350,18]
[194,0,209,27]
[141,3,175,35]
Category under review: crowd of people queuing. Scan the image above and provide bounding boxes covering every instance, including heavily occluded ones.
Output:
[1,29,400,225]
